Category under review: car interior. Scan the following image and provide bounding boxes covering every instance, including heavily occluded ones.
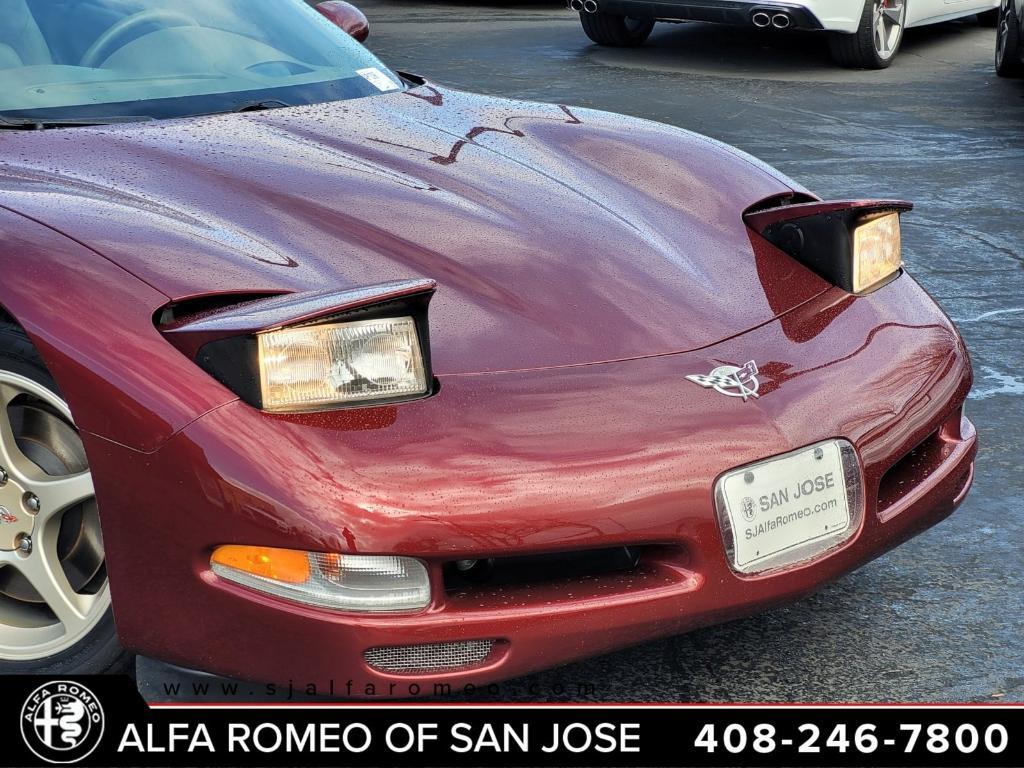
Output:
[0,0,380,114]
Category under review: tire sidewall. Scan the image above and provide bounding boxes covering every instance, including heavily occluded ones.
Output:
[996,1,1023,75]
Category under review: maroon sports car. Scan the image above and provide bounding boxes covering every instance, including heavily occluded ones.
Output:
[0,0,974,692]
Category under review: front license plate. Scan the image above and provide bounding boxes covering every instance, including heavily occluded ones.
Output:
[715,440,860,574]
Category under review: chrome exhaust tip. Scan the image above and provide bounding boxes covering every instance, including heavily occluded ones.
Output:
[569,0,584,10]
[751,11,771,26]
[582,0,599,12]
[771,12,791,28]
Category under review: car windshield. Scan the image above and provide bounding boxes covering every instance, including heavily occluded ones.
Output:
[0,0,402,125]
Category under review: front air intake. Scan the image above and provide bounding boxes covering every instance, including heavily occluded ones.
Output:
[364,640,495,674]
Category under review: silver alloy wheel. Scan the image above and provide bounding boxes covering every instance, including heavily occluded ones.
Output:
[872,0,906,60]
[0,371,108,661]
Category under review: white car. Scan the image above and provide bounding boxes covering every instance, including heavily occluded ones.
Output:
[570,0,1000,68]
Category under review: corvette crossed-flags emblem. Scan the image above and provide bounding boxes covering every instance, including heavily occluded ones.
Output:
[685,360,761,401]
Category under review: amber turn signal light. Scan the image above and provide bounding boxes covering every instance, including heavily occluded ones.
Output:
[210,545,311,584]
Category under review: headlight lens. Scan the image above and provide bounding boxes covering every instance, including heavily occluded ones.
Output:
[852,212,902,293]
[211,546,431,612]
[257,316,427,412]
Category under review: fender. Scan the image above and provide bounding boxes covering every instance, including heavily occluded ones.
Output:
[0,207,235,451]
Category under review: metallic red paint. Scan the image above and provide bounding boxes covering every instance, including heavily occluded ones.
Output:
[0,81,975,689]
[0,85,827,388]
[314,1,370,43]
[162,278,437,359]
[91,277,972,689]
[744,198,914,230]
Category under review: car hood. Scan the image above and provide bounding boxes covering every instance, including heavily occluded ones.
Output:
[0,82,827,374]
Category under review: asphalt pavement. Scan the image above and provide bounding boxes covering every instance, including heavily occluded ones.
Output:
[321,0,1024,704]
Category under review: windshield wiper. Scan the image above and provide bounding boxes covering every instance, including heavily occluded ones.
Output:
[230,99,292,114]
[0,115,154,130]
[0,99,293,128]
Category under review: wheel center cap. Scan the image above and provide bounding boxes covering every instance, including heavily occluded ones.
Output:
[0,477,35,551]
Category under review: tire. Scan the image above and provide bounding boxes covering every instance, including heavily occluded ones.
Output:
[0,321,130,675]
[996,3,1024,76]
[579,12,655,46]
[977,8,1000,26]
[829,0,907,68]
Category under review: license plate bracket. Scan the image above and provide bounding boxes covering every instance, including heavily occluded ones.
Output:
[715,439,862,575]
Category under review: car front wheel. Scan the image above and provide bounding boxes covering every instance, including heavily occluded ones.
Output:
[579,12,655,46]
[829,0,906,68]
[0,322,128,674]
[996,3,1024,76]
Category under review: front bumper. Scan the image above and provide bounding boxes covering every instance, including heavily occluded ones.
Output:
[88,275,975,693]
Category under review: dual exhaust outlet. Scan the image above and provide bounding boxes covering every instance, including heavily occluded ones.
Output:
[751,10,792,27]
[570,1,790,26]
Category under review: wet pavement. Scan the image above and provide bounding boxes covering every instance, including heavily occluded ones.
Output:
[332,0,1024,703]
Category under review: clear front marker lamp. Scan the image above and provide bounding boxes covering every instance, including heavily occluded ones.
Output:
[258,316,428,412]
[210,546,431,612]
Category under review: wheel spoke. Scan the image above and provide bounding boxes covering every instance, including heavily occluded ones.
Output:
[871,0,904,57]
[33,470,95,522]
[0,400,33,487]
[875,16,887,53]
[13,538,98,634]
[0,380,23,409]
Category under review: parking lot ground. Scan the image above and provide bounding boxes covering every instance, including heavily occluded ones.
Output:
[140,1,1023,705]
[343,0,1024,703]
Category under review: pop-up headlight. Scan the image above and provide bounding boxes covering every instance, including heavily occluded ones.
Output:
[258,316,427,412]
[160,279,437,413]
[745,199,911,295]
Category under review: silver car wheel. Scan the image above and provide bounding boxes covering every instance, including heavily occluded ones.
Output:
[873,0,906,60]
[0,372,108,661]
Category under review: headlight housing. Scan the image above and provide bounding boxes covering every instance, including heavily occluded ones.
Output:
[258,316,428,412]
[160,279,437,413]
[745,199,911,295]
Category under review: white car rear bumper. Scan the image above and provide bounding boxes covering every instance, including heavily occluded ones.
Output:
[590,0,868,33]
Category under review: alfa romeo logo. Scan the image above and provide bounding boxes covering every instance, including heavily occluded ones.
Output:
[741,496,757,522]
[21,681,105,764]
[0,506,16,523]
[686,360,760,401]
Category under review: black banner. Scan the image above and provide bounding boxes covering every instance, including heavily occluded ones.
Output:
[2,676,1022,767]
